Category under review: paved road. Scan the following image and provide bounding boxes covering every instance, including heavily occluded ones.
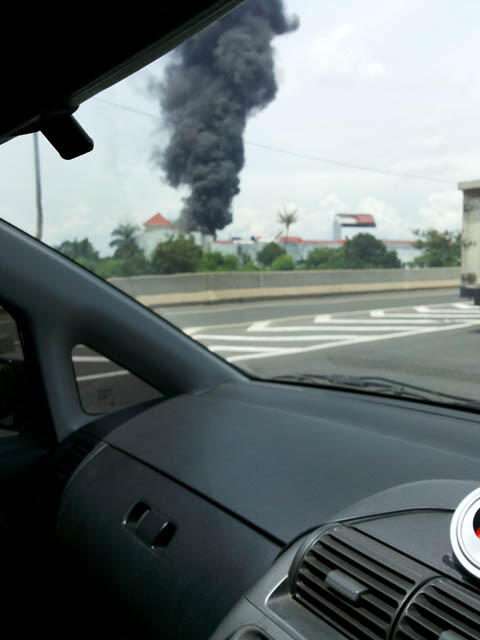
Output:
[160,289,460,328]
[5,288,480,413]
[164,288,480,403]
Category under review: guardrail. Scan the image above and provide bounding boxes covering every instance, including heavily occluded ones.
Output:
[108,267,460,307]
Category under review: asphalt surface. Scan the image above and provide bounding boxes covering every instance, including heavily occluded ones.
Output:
[4,288,480,413]
[160,288,460,328]
[163,288,480,405]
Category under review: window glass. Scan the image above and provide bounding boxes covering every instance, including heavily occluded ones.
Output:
[72,345,162,414]
[1,0,480,411]
[0,308,23,361]
[0,309,24,435]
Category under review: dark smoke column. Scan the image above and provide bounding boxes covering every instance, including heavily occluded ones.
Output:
[150,0,299,235]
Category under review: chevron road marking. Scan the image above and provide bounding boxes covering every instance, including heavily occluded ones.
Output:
[189,302,480,363]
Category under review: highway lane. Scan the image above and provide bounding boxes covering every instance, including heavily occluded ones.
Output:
[164,288,480,403]
[5,287,480,413]
[75,287,480,411]
[159,288,459,329]
[181,295,480,401]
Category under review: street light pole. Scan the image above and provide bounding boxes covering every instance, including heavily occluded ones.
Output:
[33,132,43,240]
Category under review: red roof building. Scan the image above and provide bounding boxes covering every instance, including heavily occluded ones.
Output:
[335,213,376,227]
[144,213,178,231]
[277,236,303,243]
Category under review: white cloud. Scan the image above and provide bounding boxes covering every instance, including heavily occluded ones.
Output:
[332,24,354,41]
[357,197,411,239]
[362,62,386,79]
[225,192,464,244]
[417,191,462,231]
[311,24,385,81]
[413,135,447,151]
[226,195,350,242]
[319,193,349,215]
[225,205,272,242]
[296,194,350,240]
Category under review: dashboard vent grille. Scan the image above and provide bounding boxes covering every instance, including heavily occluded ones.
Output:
[292,525,434,640]
[394,577,480,640]
[55,438,94,486]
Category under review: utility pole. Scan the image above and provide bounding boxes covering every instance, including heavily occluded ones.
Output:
[33,132,43,240]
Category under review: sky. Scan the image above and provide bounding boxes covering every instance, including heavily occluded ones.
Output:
[1,0,479,255]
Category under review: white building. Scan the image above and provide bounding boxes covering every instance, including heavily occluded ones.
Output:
[136,212,420,266]
[274,238,420,266]
[208,235,420,266]
[332,213,377,240]
[136,213,180,257]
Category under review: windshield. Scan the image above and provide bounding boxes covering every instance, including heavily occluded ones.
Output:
[2,0,479,409]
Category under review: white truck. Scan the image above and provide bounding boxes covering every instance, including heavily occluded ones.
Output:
[459,180,480,305]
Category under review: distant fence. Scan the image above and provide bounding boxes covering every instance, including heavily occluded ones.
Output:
[108,267,460,307]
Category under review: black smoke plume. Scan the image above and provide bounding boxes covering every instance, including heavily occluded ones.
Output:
[150,0,298,234]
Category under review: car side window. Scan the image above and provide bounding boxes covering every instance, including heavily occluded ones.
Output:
[0,308,22,360]
[0,308,24,435]
[72,345,162,414]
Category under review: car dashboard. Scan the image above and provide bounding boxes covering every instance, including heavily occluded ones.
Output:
[50,379,480,639]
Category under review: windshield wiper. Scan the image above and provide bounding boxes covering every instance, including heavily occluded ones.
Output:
[273,373,480,409]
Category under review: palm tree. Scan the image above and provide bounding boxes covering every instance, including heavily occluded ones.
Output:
[109,223,140,258]
[277,207,298,244]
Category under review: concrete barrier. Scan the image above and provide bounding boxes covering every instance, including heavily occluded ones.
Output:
[108,267,460,307]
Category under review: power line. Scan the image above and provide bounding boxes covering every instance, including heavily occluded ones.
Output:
[243,141,454,185]
[95,97,455,186]
[96,98,162,121]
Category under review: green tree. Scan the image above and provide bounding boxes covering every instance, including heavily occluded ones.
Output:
[109,223,149,276]
[411,229,461,267]
[198,252,239,271]
[109,224,140,258]
[277,206,298,243]
[90,258,126,279]
[257,242,286,267]
[342,233,401,269]
[240,261,259,271]
[56,237,99,262]
[122,251,150,276]
[198,251,225,271]
[222,254,239,270]
[151,235,202,274]
[271,254,295,270]
[304,247,338,269]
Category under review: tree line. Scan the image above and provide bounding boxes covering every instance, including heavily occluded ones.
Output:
[55,224,461,279]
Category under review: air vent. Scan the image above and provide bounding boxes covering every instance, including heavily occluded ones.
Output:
[394,577,480,639]
[292,525,435,640]
[55,437,95,486]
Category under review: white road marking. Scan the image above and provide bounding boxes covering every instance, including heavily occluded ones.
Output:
[210,346,288,352]
[453,303,474,309]
[250,322,439,331]
[315,316,435,325]
[77,370,129,382]
[183,327,204,335]
[182,300,480,365]
[417,308,480,314]
[368,313,480,320]
[247,320,272,331]
[227,339,353,362]
[226,321,476,363]
[73,356,109,362]
[194,333,369,342]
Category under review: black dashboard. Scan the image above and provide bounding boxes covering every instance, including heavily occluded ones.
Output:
[52,379,480,639]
